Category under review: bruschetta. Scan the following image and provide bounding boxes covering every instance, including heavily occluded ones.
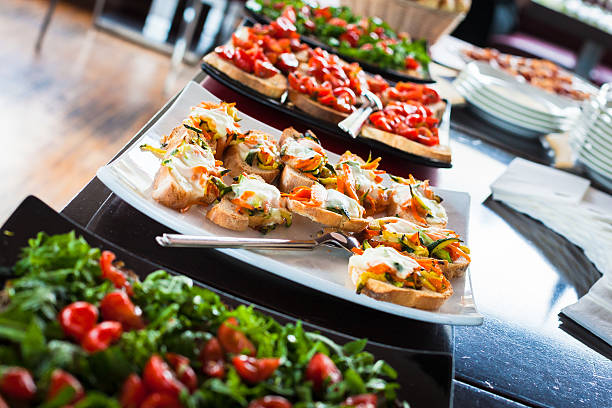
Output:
[348,246,453,310]
[360,217,470,279]
[278,127,335,192]
[202,23,306,99]
[387,175,448,228]
[223,130,282,183]
[362,101,451,164]
[141,140,227,211]
[163,101,242,159]
[379,82,447,120]
[282,184,369,232]
[331,151,390,216]
[207,173,291,233]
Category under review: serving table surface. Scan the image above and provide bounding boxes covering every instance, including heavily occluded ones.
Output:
[62,71,611,407]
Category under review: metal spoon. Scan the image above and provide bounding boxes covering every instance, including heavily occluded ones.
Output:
[155,231,361,255]
[338,90,383,138]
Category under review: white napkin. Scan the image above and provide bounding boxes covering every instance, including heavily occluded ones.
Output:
[491,158,612,345]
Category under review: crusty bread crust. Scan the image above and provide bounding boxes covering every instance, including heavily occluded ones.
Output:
[288,89,350,124]
[349,266,453,310]
[279,127,303,146]
[279,166,316,193]
[206,197,249,231]
[151,166,217,210]
[361,126,451,164]
[203,52,287,99]
[223,144,280,184]
[283,197,368,232]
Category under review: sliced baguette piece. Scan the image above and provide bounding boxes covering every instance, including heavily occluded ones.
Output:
[361,125,451,164]
[203,52,287,99]
[279,165,316,193]
[288,89,350,124]
[350,266,453,310]
[282,197,368,232]
[436,257,469,279]
[151,166,217,211]
[206,196,249,231]
[223,144,280,184]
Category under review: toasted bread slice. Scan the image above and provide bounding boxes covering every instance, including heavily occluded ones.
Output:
[279,165,316,193]
[378,97,446,120]
[349,266,453,310]
[151,166,217,211]
[203,52,287,99]
[288,89,350,124]
[437,257,469,279]
[223,144,280,184]
[361,125,451,164]
[206,196,249,231]
[283,197,368,232]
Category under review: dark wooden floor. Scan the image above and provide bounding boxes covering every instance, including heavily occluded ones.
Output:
[0,0,199,223]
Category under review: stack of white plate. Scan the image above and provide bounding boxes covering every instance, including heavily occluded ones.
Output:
[454,61,588,139]
[570,84,612,190]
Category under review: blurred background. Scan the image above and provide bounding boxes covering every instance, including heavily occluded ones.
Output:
[1,0,611,223]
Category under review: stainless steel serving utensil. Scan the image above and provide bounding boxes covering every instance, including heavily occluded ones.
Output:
[155,231,361,254]
[338,90,383,139]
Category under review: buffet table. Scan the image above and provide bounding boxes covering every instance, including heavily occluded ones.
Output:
[60,71,611,407]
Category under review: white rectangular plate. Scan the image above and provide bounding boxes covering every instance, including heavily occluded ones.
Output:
[97,81,483,326]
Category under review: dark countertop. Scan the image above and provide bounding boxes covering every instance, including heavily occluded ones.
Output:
[61,73,612,407]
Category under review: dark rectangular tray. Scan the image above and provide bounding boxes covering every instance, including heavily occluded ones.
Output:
[199,62,452,168]
[244,4,434,84]
[0,196,453,408]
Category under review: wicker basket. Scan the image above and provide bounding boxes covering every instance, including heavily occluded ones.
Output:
[340,0,469,45]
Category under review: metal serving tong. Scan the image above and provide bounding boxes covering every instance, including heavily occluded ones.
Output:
[338,90,383,138]
[155,231,360,254]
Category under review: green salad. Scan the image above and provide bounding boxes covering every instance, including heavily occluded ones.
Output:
[247,0,430,75]
[0,232,408,407]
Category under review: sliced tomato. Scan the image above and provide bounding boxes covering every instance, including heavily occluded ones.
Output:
[405,56,420,70]
[334,95,354,114]
[289,38,308,52]
[342,393,378,408]
[233,48,254,73]
[232,32,253,50]
[366,74,388,93]
[0,367,36,400]
[0,395,7,408]
[143,355,185,397]
[81,321,123,353]
[140,393,181,408]
[305,353,342,391]
[215,46,234,61]
[369,112,393,132]
[314,7,332,20]
[59,301,99,341]
[254,59,280,78]
[303,19,316,31]
[47,369,84,403]
[416,127,439,146]
[270,16,297,39]
[217,317,256,356]
[276,53,299,74]
[200,337,225,378]
[100,251,130,292]
[119,374,146,408]
[232,355,280,384]
[166,353,197,392]
[339,30,360,47]
[327,17,347,28]
[100,291,145,331]
[317,93,336,106]
[248,396,292,408]
[332,87,356,105]
[281,6,297,23]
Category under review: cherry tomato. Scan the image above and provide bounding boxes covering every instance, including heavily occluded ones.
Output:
[47,369,84,403]
[217,317,255,356]
[303,19,316,31]
[339,30,360,47]
[81,321,123,353]
[0,395,8,408]
[143,355,184,396]
[215,45,234,61]
[248,396,292,408]
[200,337,225,378]
[405,56,419,70]
[232,32,254,49]
[166,353,197,392]
[314,7,332,20]
[276,53,299,74]
[270,17,297,39]
[289,38,308,52]
[317,93,336,106]
[140,392,181,408]
[233,48,254,73]
[0,367,36,400]
[100,291,145,331]
[100,251,130,292]
[254,59,280,79]
[366,75,389,94]
[343,393,377,408]
[119,374,146,408]
[305,353,342,391]
[59,301,99,341]
[232,355,280,384]
[327,17,347,28]
[280,6,297,23]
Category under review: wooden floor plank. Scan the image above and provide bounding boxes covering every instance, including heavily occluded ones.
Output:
[0,0,199,223]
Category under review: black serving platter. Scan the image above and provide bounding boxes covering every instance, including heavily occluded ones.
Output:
[244,4,434,84]
[200,61,452,168]
[0,196,453,408]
